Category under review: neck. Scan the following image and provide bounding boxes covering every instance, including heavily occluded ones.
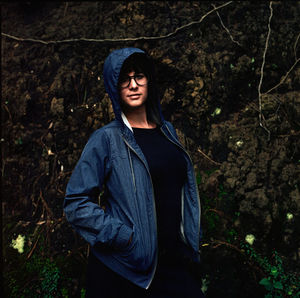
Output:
[123,106,156,128]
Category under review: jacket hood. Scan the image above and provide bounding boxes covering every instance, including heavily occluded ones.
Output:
[103,48,164,127]
[103,48,145,122]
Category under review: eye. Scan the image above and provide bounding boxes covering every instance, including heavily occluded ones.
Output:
[119,76,129,85]
[135,74,145,80]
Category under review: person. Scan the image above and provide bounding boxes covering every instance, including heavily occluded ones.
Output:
[64,47,204,297]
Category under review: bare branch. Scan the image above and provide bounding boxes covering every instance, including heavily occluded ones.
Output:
[261,31,300,95]
[197,148,222,166]
[258,1,273,141]
[211,3,242,47]
[264,57,300,95]
[294,32,300,59]
[63,2,69,18]
[39,189,54,219]
[1,2,232,45]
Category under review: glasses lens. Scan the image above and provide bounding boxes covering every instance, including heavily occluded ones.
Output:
[120,77,130,88]
[135,74,147,86]
[119,74,147,88]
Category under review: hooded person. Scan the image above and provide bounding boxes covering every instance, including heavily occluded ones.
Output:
[64,47,204,297]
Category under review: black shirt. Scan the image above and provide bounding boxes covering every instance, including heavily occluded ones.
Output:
[132,126,187,251]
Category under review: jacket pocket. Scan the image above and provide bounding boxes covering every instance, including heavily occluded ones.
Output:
[115,225,150,272]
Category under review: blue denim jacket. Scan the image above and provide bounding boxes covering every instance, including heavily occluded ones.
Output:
[64,48,201,289]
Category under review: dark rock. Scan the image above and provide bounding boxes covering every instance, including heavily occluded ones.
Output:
[50,97,64,116]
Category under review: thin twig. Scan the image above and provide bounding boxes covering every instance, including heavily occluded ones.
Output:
[211,240,266,276]
[30,173,46,217]
[39,189,54,219]
[1,2,232,45]
[197,148,221,166]
[27,231,42,259]
[211,3,242,47]
[2,103,12,122]
[294,32,300,59]
[264,57,300,95]
[263,30,300,99]
[63,2,68,17]
[208,208,232,221]
[212,240,242,253]
[258,1,273,141]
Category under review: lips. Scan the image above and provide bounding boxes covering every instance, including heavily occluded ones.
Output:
[128,94,141,99]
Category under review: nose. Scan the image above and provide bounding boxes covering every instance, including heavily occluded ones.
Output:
[128,77,138,89]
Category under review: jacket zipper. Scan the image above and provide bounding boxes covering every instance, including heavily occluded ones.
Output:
[160,125,201,252]
[127,146,136,193]
[180,187,188,245]
[122,137,158,289]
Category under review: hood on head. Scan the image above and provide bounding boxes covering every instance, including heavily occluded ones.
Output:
[103,47,145,121]
[103,47,164,128]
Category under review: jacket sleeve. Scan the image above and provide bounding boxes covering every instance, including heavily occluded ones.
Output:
[63,129,132,250]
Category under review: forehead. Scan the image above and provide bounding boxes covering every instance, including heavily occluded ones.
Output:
[126,71,142,75]
[120,61,146,75]
[120,70,143,78]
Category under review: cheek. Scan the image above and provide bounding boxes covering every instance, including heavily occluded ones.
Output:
[144,87,148,99]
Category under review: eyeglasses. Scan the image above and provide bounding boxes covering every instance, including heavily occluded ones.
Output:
[119,73,147,89]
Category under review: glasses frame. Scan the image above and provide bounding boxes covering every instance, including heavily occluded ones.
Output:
[119,73,147,89]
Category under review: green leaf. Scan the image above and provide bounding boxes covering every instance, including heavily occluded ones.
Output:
[259,278,273,291]
[273,281,283,290]
[81,288,86,298]
[271,266,278,276]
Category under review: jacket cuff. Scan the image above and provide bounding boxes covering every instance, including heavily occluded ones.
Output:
[114,224,133,250]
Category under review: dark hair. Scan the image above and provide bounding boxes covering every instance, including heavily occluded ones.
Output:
[118,52,162,126]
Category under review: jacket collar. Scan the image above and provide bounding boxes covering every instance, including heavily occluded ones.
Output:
[121,112,133,132]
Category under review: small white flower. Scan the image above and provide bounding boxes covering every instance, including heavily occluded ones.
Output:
[48,149,54,156]
[211,107,222,117]
[11,235,25,254]
[236,140,244,148]
[60,165,64,172]
[97,76,101,81]
[286,213,293,220]
[215,108,221,115]
[86,104,89,109]
[70,108,74,112]
[245,234,255,245]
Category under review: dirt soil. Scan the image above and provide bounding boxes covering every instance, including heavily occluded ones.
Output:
[2,2,300,297]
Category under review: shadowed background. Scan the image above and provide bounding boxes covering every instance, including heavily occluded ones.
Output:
[2,2,299,297]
